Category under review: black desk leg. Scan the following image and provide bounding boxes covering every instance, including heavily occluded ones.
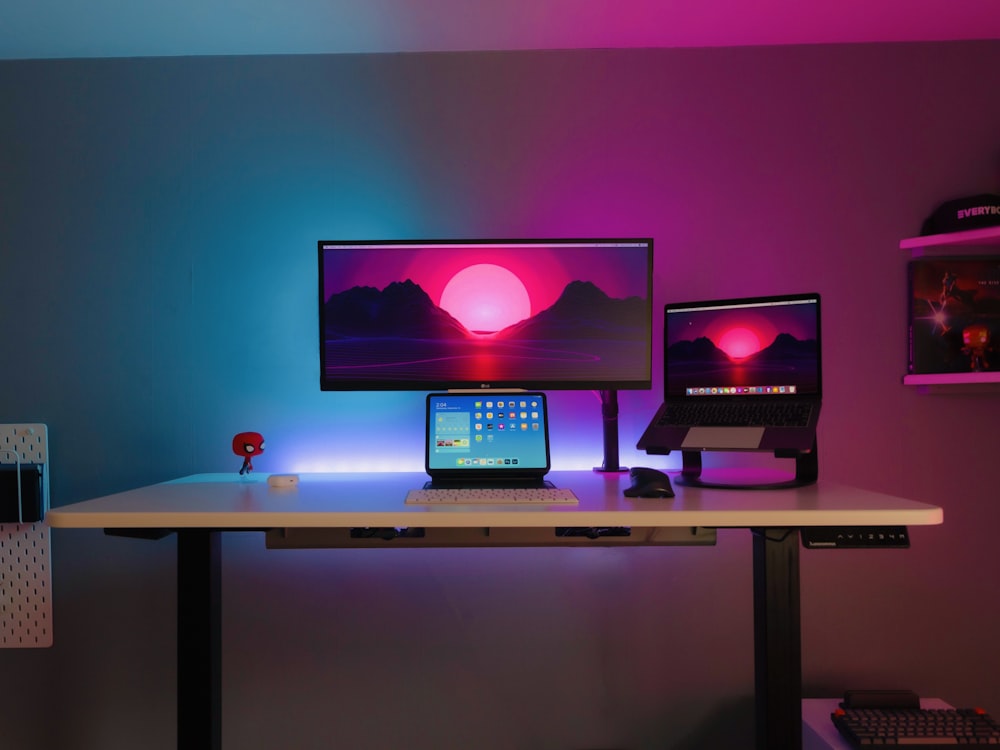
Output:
[176,530,222,750]
[752,528,802,750]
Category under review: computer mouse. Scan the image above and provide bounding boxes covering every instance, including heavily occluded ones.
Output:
[624,467,675,498]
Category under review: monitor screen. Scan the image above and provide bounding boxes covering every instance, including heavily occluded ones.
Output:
[318,239,653,391]
[663,293,821,399]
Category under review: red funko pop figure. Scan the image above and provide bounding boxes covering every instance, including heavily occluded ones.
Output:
[233,432,265,475]
[961,324,992,372]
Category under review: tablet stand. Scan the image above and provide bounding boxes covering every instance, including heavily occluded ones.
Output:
[676,438,818,490]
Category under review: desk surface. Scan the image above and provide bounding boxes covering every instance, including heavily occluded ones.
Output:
[46,471,943,530]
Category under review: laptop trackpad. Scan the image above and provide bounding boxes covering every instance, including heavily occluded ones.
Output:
[682,427,765,450]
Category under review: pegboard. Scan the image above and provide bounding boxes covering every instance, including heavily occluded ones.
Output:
[1,424,52,648]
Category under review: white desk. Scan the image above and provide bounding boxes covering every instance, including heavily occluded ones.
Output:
[47,470,943,750]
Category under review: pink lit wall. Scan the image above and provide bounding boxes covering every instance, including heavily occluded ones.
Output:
[1,42,999,749]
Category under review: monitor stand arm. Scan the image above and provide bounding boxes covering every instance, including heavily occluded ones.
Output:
[594,389,629,473]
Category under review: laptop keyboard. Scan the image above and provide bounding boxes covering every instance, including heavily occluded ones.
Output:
[406,487,579,505]
[659,401,814,427]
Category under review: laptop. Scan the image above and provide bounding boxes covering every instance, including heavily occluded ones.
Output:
[422,391,553,487]
[637,293,821,454]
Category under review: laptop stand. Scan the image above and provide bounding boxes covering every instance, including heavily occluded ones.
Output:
[676,438,818,490]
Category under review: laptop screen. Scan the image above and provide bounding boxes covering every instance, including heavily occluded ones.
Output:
[663,294,821,399]
[425,392,551,479]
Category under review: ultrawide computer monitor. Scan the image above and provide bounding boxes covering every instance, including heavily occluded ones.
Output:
[318,239,653,392]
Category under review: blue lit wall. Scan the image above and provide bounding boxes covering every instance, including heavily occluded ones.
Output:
[2,44,1000,750]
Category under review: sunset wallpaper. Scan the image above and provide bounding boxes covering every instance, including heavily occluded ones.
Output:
[320,241,652,389]
[664,299,820,395]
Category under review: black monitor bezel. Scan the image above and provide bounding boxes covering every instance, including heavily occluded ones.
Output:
[318,238,654,392]
[662,292,822,401]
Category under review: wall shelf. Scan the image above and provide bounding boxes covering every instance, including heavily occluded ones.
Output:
[901,224,1000,390]
[903,371,1000,392]
[900,224,1000,255]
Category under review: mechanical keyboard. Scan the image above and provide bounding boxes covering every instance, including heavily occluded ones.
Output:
[405,487,579,505]
[832,706,1000,747]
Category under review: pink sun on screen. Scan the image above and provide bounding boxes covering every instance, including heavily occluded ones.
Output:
[717,327,762,359]
[439,264,531,334]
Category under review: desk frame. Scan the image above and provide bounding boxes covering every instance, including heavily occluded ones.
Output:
[753,527,801,750]
[52,472,942,750]
[178,530,222,750]
[167,526,800,750]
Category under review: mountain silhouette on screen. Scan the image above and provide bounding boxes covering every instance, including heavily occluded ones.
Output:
[324,279,645,341]
[667,332,816,364]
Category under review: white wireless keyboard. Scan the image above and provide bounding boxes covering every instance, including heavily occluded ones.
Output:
[405,487,579,505]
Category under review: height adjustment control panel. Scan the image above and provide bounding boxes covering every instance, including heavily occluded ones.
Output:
[801,526,910,549]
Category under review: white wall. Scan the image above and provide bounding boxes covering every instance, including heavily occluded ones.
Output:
[1,41,999,749]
